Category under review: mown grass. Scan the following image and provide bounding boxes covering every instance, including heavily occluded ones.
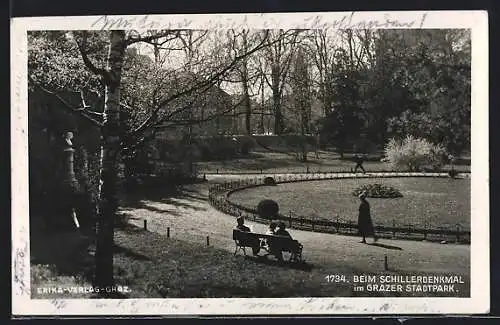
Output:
[112,227,469,297]
[30,226,353,298]
[31,225,469,298]
[228,177,471,229]
[196,151,471,174]
[112,227,355,298]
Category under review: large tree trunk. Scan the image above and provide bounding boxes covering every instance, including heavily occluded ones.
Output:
[243,79,251,135]
[241,61,251,135]
[271,65,284,135]
[259,75,265,134]
[241,32,252,135]
[94,30,126,291]
[242,58,251,135]
[273,90,283,135]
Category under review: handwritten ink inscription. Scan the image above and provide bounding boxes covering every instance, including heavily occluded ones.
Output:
[91,12,429,32]
[13,244,29,296]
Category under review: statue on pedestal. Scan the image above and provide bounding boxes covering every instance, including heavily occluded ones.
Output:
[62,131,80,230]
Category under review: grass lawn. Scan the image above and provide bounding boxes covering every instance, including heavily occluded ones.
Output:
[228,177,471,230]
[30,226,354,298]
[31,224,469,298]
[30,179,470,299]
[195,151,471,174]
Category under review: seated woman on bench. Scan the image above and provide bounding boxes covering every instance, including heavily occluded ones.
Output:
[235,216,260,256]
[270,222,292,261]
[260,222,277,249]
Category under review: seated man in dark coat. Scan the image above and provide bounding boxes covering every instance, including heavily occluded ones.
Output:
[275,222,292,238]
[235,216,260,255]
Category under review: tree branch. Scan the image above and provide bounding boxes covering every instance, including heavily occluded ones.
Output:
[154,96,247,129]
[131,30,272,137]
[30,77,104,127]
[73,31,109,81]
[126,30,182,45]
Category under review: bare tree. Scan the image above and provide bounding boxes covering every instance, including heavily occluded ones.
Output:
[307,29,376,117]
[74,30,128,290]
[258,29,302,135]
[289,46,313,161]
[43,29,274,291]
[306,29,336,117]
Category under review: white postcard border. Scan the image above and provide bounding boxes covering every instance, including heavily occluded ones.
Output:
[11,10,489,315]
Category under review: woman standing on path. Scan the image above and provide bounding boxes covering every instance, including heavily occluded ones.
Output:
[357,191,378,244]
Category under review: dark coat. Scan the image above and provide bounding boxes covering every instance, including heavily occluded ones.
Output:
[275,228,292,238]
[237,224,251,232]
[358,199,375,236]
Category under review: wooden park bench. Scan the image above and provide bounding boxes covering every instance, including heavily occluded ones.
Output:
[232,229,304,262]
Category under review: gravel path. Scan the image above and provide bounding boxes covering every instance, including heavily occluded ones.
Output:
[122,173,470,278]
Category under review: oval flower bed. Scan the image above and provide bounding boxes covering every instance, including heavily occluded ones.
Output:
[352,183,403,198]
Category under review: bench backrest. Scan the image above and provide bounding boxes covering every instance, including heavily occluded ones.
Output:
[232,229,300,249]
[232,229,257,245]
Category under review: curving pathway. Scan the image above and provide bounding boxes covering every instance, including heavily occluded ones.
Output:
[123,172,470,280]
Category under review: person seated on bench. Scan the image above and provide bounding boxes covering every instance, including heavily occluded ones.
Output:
[261,222,277,248]
[270,222,292,261]
[275,222,292,238]
[266,222,277,235]
[235,216,260,255]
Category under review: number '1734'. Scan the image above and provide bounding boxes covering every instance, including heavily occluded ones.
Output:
[325,275,348,283]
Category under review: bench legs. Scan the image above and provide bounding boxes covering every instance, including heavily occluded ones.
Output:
[234,242,303,263]
[288,247,303,263]
[289,252,302,262]
[234,244,247,256]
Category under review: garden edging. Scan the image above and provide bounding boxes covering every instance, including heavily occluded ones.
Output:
[208,171,471,244]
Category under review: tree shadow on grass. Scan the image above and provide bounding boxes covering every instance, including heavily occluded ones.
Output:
[158,198,206,211]
[121,203,183,216]
[367,242,403,250]
[121,184,207,213]
[30,229,96,283]
[30,224,154,297]
[113,244,152,262]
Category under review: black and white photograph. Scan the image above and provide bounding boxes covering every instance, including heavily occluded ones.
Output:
[11,11,489,315]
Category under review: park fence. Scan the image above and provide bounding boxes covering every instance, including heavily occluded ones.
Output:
[198,163,471,176]
[207,172,471,244]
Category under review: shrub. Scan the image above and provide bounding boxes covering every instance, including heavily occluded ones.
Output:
[238,136,255,155]
[257,199,279,219]
[448,169,459,178]
[383,136,447,171]
[263,176,277,186]
[198,144,213,160]
[352,183,403,198]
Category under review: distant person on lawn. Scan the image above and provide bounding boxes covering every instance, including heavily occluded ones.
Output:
[235,216,260,255]
[354,154,366,173]
[357,191,378,244]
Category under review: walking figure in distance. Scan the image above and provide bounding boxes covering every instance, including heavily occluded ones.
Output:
[357,191,378,244]
[354,154,366,173]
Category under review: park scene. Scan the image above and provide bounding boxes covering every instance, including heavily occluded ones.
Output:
[27,28,471,298]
